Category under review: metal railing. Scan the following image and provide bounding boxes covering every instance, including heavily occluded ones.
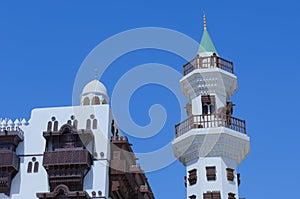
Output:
[175,114,246,138]
[183,54,234,76]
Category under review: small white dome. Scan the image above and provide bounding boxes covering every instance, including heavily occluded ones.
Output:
[80,79,109,105]
[82,79,108,96]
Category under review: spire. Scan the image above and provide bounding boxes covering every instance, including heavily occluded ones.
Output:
[198,13,217,54]
[203,11,207,30]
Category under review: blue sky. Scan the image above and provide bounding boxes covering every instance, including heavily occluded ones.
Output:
[1,1,300,198]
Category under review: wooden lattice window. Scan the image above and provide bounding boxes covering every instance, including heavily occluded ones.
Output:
[188,169,197,185]
[228,192,236,199]
[203,191,221,199]
[201,95,216,114]
[206,166,216,181]
[226,168,234,181]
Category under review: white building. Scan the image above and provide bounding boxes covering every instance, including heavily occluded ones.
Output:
[0,78,155,199]
[172,14,250,199]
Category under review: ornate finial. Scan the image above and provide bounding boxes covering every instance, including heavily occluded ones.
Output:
[94,68,99,80]
[203,11,207,30]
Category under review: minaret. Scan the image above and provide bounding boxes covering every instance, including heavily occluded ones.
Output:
[172,14,250,199]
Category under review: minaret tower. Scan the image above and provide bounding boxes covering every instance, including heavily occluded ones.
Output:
[172,14,250,199]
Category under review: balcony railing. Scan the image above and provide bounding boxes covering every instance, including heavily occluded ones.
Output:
[175,114,246,138]
[183,54,234,76]
[43,149,92,167]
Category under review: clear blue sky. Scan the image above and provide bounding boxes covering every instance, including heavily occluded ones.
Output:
[1,1,300,199]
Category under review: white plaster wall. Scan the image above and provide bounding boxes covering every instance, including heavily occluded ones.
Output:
[192,96,202,115]
[84,160,110,197]
[186,157,239,199]
[9,104,113,198]
[10,156,48,199]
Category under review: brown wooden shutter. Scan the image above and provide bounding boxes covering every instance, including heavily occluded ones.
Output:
[226,168,234,181]
[206,166,216,181]
[188,169,197,185]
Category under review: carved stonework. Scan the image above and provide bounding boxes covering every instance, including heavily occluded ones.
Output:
[0,130,23,196]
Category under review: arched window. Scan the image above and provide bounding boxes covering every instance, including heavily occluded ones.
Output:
[47,121,52,131]
[34,162,39,173]
[92,96,100,105]
[92,119,97,129]
[54,121,58,131]
[201,95,215,115]
[83,97,90,105]
[27,162,33,173]
[67,120,71,125]
[86,119,91,129]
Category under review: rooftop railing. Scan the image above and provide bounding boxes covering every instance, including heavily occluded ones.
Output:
[175,114,246,138]
[183,54,234,76]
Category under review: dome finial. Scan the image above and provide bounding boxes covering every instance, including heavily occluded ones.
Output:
[203,11,207,30]
[94,68,99,80]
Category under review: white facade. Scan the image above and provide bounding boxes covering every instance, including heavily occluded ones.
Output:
[0,79,115,199]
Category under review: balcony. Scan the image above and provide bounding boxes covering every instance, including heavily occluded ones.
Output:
[43,149,92,167]
[175,114,246,138]
[0,151,19,170]
[183,54,234,76]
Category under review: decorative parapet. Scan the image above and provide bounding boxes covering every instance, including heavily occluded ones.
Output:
[0,118,27,137]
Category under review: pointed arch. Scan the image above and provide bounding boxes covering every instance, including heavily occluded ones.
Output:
[27,162,33,173]
[54,121,58,131]
[34,162,39,173]
[92,119,97,129]
[86,119,91,130]
[47,121,52,131]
